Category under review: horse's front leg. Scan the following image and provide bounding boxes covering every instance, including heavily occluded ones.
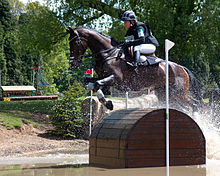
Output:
[87,75,115,110]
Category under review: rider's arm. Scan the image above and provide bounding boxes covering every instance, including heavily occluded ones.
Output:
[125,26,145,47]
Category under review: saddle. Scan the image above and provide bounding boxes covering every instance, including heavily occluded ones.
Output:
[127,47,163,66]
[138,54,164,66]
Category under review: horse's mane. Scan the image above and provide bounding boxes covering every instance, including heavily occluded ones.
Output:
[75,26,111,39]
[75,26,119,46]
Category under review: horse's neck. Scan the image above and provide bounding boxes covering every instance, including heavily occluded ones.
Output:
[86,30,112,54]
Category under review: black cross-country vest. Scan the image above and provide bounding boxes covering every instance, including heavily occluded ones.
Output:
[125,21,159,47]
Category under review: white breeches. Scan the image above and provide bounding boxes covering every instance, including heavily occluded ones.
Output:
[134,44,156,54]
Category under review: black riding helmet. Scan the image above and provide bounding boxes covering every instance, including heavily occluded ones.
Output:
[121,10,137,21]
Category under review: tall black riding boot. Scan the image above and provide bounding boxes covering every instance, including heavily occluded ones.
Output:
[133,50,140,67]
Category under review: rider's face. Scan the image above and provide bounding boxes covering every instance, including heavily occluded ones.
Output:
[124,21,131,29]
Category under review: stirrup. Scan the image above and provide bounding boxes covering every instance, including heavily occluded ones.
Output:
[127,62,137,67]
[126,61,134,66]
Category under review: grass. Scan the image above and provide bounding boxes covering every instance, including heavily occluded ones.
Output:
[0,100,56,130]
[0,111,38,130]
[0,100,56,113]
[0,96,124,130]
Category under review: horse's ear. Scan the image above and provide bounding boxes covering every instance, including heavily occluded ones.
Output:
[66,26,73,33]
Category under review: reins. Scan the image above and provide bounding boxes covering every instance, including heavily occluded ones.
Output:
[69,31,123,59]
[82,46,119,59]
[69,28,125,64]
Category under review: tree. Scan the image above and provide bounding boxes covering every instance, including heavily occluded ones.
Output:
[0,0,23,85]
[4,32,23,85]
[49,0,219,91]
[50,81,88,138]
[17,2,68,91]
[0,23,7,85]
[20,2,65,53]
[190,0,220,88]
[0,0,13,85]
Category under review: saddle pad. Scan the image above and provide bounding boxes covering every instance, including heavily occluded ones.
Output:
[139,56,164,66]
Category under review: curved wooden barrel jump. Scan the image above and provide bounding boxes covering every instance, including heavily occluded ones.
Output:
[89,108,206,168]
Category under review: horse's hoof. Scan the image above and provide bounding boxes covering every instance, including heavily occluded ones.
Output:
[106,100,113,110]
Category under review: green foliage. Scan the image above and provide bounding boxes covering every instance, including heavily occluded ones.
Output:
[50,81,88,138]
[0,0,14,31]
[21,2,65,53]
[0,24,7,85]
[179,55,210,94]
[0,0,219,98]
[0,0,17,86]
[50,0,219,90]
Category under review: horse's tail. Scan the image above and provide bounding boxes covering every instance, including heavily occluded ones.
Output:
[183,66,203,106]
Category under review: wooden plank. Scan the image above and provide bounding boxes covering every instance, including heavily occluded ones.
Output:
[169,157,205,166]
[104,114,145,120]
[90,138,126,149]
[101,123,134,129]
[101,120,137,128]
[96,128,130,139]
[127,138,205,149]
[170,148,205,158]
[126,158,166,167]
[131,127,201,135]
[103,109,155,120]
[3,95,58,100]
[90,147,125,159]
[128,134,166,141]
[137,121,198,128]
[142,109,194,122]
[125,148,205,159]
[128,133,203,141]
[89,155,125,168]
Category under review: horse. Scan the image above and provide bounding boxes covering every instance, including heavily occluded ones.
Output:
[66,26,203,111]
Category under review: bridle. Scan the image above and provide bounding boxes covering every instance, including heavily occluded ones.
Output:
[68,29,123,67]
[69,30,86,64]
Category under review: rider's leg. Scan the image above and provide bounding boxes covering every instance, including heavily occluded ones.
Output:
[128,44,156,67]
[133,50,140,67]
[127,44,156,67]
[127,45,141,67]
[138,44,156,54]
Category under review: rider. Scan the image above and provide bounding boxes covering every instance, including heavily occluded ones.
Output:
[121,10,159,67]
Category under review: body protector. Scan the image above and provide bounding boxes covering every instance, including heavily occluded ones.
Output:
[125,21,159,47]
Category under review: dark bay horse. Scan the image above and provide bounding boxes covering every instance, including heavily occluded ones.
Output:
[66,26,202,111]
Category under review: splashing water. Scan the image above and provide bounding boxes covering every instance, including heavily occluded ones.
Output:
[192,110,220,160]
[112,94,220,161]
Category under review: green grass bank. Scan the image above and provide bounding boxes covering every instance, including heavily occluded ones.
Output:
[0,100,56,130]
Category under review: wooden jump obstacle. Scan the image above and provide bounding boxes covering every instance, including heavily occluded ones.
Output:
[89,109,206,168]
[2,95,58,101]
